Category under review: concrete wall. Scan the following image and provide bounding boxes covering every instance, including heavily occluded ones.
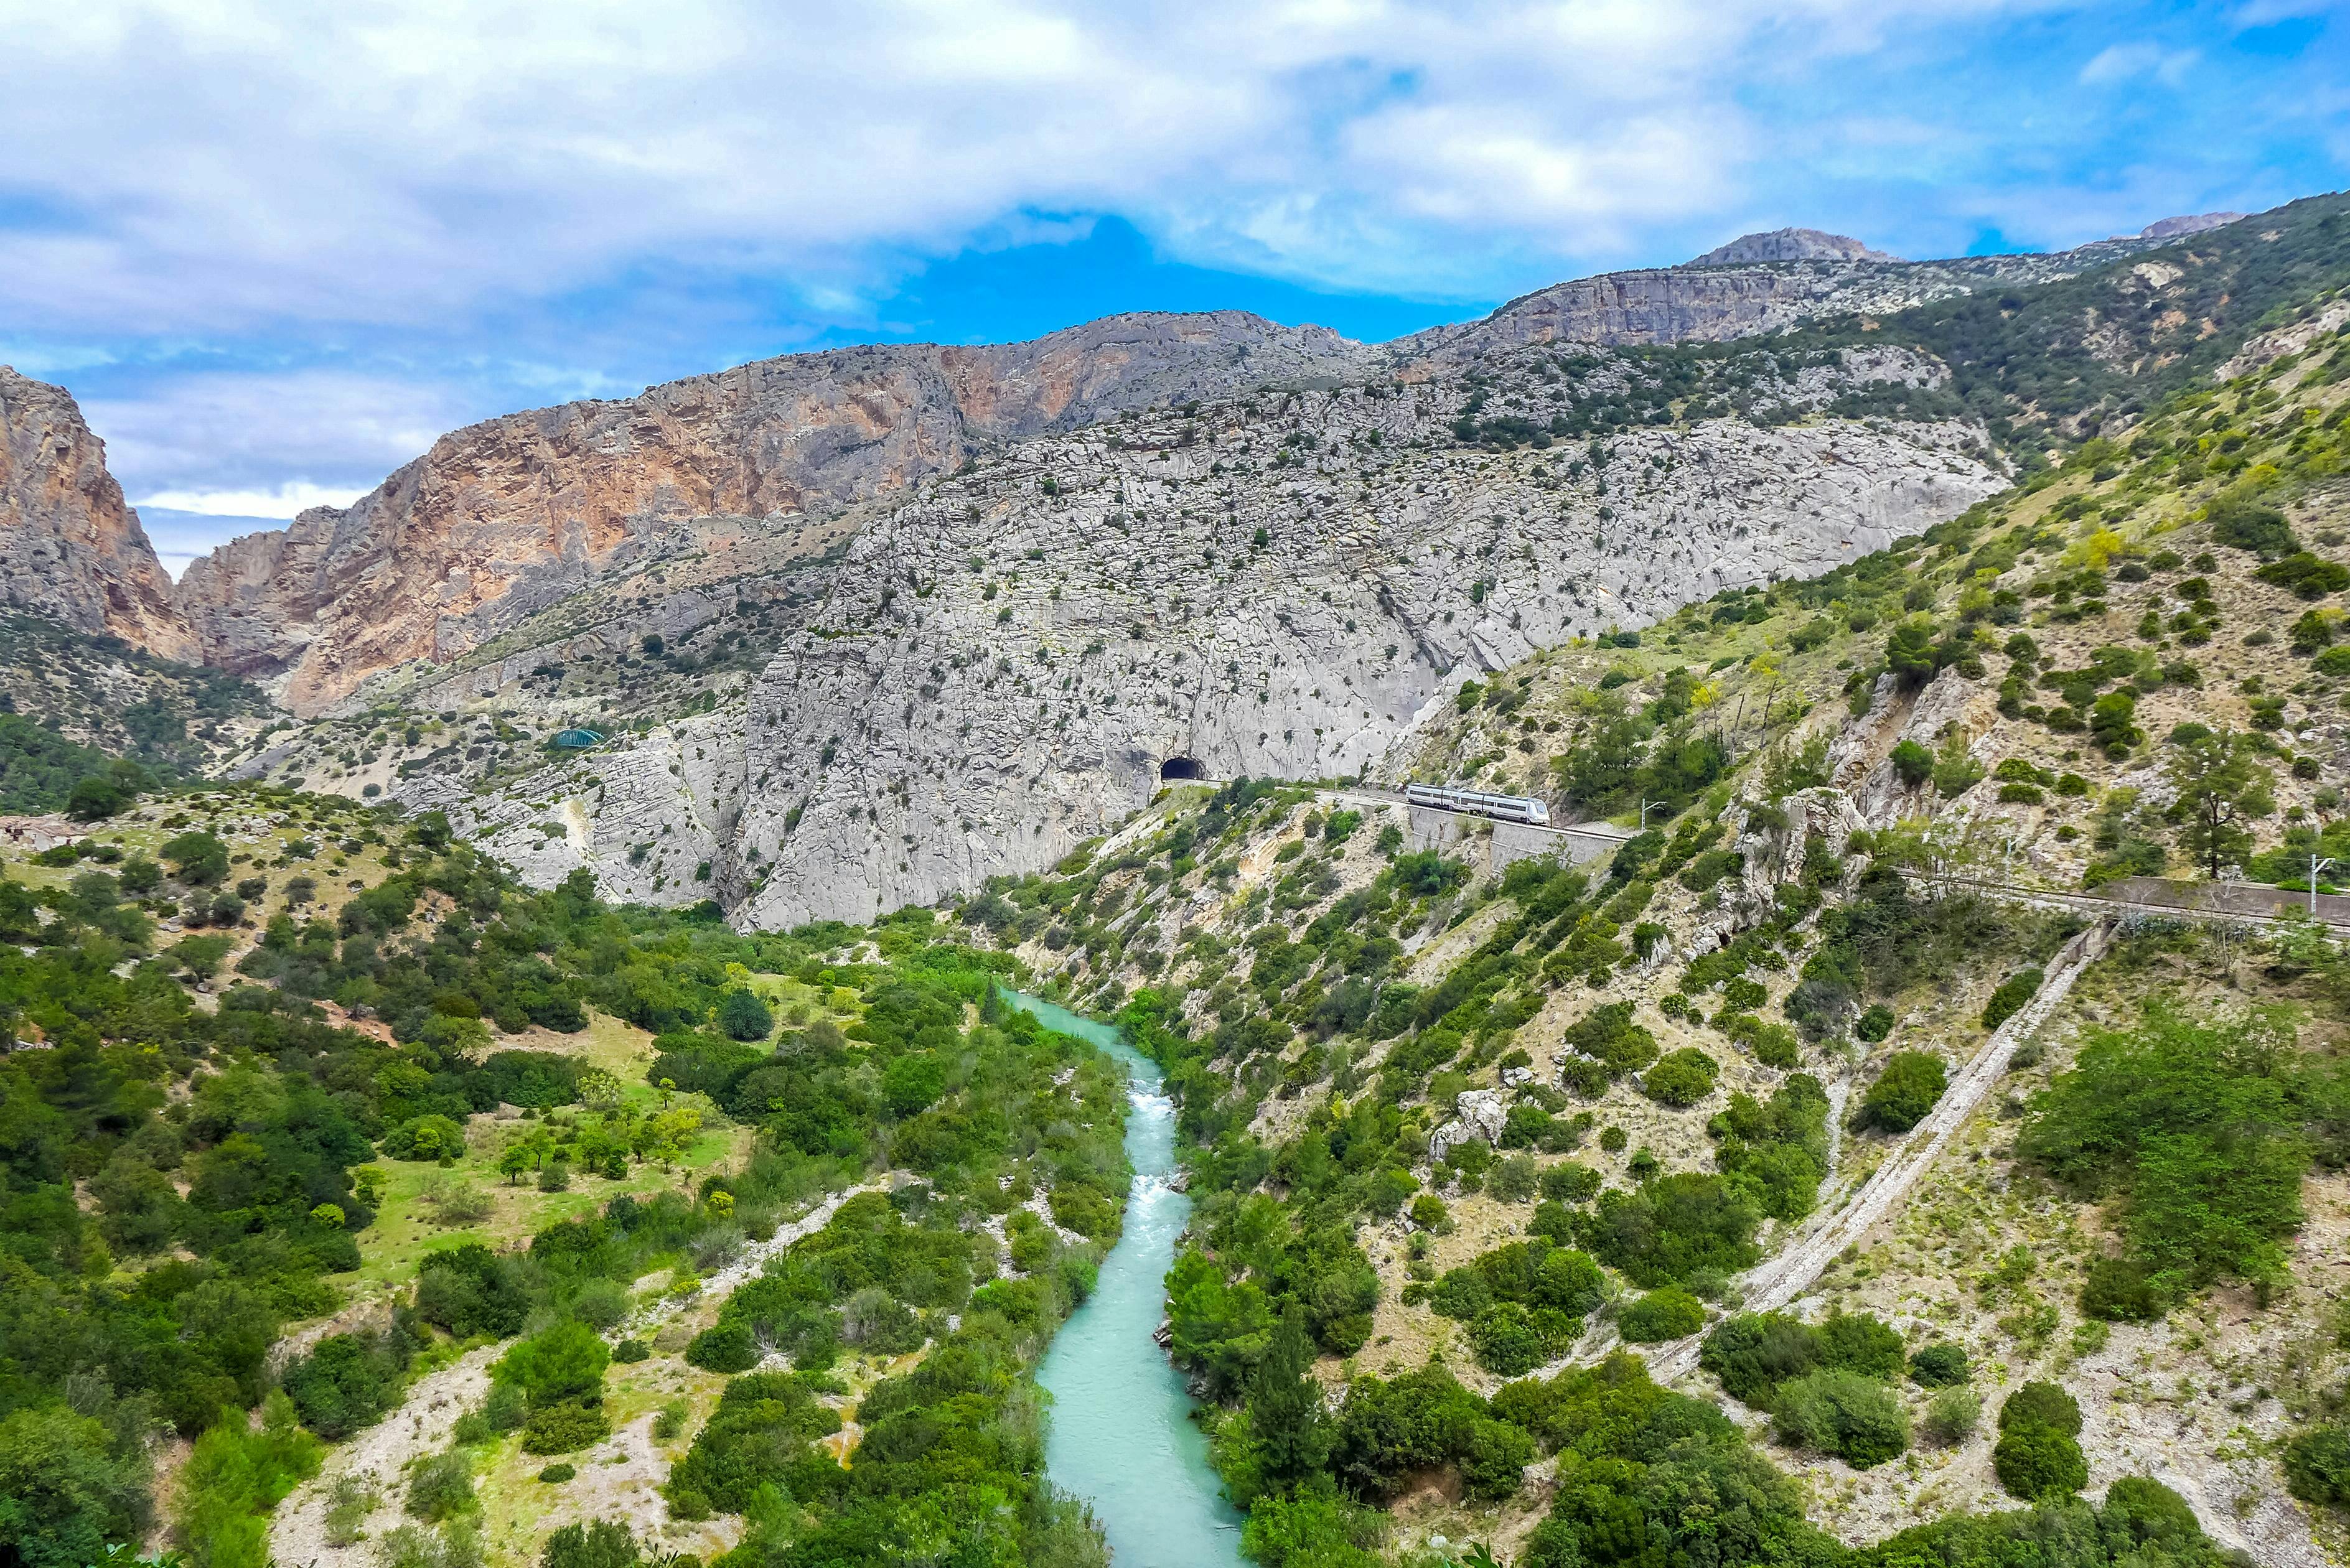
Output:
[1406,805,1632,879]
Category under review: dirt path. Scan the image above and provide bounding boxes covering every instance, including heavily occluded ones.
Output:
[269,1180,888,1568]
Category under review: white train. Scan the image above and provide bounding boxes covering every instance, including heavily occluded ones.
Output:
[1405,782,1553,826]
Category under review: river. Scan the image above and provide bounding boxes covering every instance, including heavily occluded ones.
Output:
[1007,992,1249,1568]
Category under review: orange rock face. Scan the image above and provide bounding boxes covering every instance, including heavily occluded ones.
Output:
[174,311,1373,713]
[0,367,197,661]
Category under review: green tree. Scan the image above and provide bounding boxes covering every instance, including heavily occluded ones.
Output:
[496,1321,609,1410]
[2166,730,2267,879]
[716,988,774,1042]
[1855,1052,1947,1133]
[0,1406,151,1568]
[1248,1309,1331,1495]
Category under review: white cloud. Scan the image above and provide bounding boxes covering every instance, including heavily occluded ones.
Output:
[80,368,470,503]
[2079,40,2201,85]
[133,482,368,519]
[0,0,2055,331]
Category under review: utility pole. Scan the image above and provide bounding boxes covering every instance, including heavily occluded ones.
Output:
[2314,855,2336,918]
[1638,799,1667,831]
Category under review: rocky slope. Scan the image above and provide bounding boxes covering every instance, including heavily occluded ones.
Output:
[172,312,1376,713]
[362,342,1998,925]
[0,366,195,660]
[164,214,2248,714]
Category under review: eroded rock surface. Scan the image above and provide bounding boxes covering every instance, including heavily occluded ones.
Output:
[0,367,194,660]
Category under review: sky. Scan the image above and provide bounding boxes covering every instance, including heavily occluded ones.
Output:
[2,2,2346,576]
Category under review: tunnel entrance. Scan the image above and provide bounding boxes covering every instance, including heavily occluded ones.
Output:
[1159,756,1206,782]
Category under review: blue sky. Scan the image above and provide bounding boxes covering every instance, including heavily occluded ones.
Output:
[1,1,2345,572]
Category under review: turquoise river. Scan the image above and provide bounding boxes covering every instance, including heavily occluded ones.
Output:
[1008,992,1248,1567]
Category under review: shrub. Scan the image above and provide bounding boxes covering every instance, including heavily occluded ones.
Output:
[2208,493,2296,556]
[1855,1004,1895,1043]
[382,1114,469,1162]
[541,1521,644,1568]
[1772,1369,1910,1468]
[2080,1256,2161,1322]
[536,1462,576,1483]
[1469,1302,1549,1376]
[717,988,774,1040]
[1993,1381,2087,1501]
[1855,1052,1946,1133]
[1617,1288,1705,1343]
[1641,1048,1720,1107]
[1923,1386,1982,1445]
[1891,739,1933,787]
[522,1401,611,1455]
[652,1401,690,1443]
[685,1322,761,1373]
[2256,552,2350,599]
[405,1450,477,1522]
[1980,968,2043,1030]
[283,1325,414,1440]
[1908,1342,1970,1388]
[612,1338,650,1363]
[2287,1421,2350,1508]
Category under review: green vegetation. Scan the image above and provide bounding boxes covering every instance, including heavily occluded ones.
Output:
[2020,1002,2338,1309]
[1993,1381,2088,1502]
[1853,1050,1947,1133]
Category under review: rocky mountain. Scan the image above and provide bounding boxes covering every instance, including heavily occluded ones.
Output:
[161,213,2268,716]
[1684,227,1901,266]
[172,312,1374,713]
[0,366,195,661]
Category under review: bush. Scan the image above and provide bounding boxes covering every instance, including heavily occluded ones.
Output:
[521,1400,611,1455]
[1855,1051,1946,1133]
[717,988,774,1041]
[1993,1381,2087,1501]
[2256,552,2350,599]
[1891,739,1933,787]
[536,1462,576,1483]
[2080,1256,2161,1322]
[1617,1287,1706,1342]
[1469,1302,1549,1376]
[1923,1386,1982,1445]
[1981,968,2043,1030]
[1641,1048,1720,1107]
[382,1114,469,1162]
[2209,493,2296,556]
[283,1325,414,1439]
[541,1521,644,1568]
[612,1338,650,1363]
[685,1322,761,1373]
[1855,1004,1895,1043]
[405,1450,477,1522]
[1772,1368,1910,1468]
[1908,1342,1970,1388]
[2287,1421,2350,1508]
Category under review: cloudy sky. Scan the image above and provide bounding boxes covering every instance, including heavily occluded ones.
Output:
[2,1,2344,573]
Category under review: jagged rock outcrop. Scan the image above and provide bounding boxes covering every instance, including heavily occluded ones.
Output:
[175,313,1375,713]
[0,367,195,660]
[1683,228,1900,267]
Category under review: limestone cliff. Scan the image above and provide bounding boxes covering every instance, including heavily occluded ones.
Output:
[377,342,2001,925]
[170,224,2217,713]
[174,312,1374,712]
[0,367,196,660]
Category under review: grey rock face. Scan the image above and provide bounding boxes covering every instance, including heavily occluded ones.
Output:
[1683,228,1901,267]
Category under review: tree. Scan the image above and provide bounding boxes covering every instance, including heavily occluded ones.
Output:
[0,1405,151,1568]
[1887,618,1938,688]
[1248,1309,1330,1493]
[498,1144,533,1185]
[161,829,230,887]
[1993,1381,2087,1501]
[716,988,773,1042]
[1855,1052,1947,1132]
[2166,730,2267,879]
[65,773,131,821]
[497,1320,609,1410]
[1889,739,1932,788]
[543,1520,644,1568]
